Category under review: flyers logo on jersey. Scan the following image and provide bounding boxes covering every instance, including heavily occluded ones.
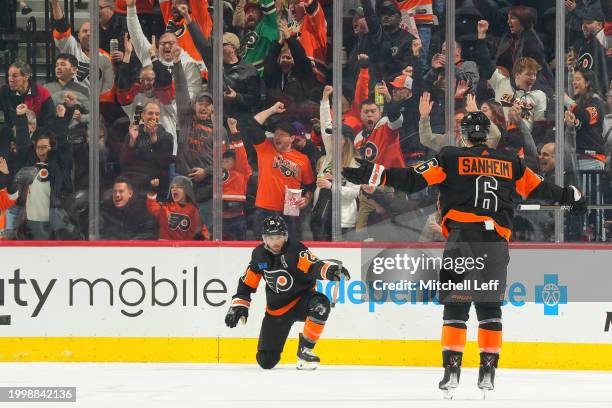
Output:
[264,269,294,293]
[273,155,299,178]
[168,213,191,231]
[459,157,513,179]
[363,141,379,161]
[36,167,50,183]
[585,107,599,125]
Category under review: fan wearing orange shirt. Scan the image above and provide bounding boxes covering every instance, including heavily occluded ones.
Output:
[159,0,212,60]
[288,0,328,82]
[0,157,18,240]
[242,102,316,240]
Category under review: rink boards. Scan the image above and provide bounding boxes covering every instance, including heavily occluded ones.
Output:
[0,243,611,370]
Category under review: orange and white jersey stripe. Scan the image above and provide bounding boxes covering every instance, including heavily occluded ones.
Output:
[398,0,434,24]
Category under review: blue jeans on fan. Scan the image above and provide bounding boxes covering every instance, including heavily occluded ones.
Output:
[4,205,23,239]
[223,216,247,241]
[417,25,432,69]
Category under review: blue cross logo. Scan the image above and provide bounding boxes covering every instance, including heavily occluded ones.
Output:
[535,274,568,316]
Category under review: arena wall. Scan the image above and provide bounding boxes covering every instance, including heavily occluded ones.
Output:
[1,243,611,370]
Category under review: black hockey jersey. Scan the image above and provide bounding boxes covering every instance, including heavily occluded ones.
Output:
[231,239,332,315]
[382,145,570,241]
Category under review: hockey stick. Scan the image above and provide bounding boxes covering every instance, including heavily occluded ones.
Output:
[322,259,344,308]
[331,260,343,308]
[517,204,612,211]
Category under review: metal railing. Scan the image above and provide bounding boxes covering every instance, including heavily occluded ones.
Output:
[0,0,76,84]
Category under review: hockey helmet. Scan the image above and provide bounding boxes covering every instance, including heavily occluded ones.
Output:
[262,215,288,237]
[460,111,490,143]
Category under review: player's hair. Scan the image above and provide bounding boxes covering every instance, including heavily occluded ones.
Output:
[512,57,541,77]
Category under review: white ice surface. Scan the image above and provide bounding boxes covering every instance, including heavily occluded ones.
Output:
[1,363,612,408]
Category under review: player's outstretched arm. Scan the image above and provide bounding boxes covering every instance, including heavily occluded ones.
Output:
[342,157,446,194]
[514,163,587,216]
[322,263,350,281]
[310,260,350,281]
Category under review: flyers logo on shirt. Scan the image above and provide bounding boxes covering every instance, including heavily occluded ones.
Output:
[222,168,230,182]
[264,269,294,293]
[36,167,50,183]
[168,213,191,231]
[363,141,379,161]
[273,155,299,178]
[585,106,599,125]
[577,53,593,70]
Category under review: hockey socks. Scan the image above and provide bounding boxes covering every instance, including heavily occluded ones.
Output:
[302,318,325,348]
[441,325,467,353]
[478,327,502,354]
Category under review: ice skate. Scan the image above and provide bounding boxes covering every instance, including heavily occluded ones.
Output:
[439,351,462,399]
[296,334,320,370]
[478,352,498,399]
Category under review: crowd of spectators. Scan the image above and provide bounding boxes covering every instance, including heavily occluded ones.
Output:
[0,0,610,241]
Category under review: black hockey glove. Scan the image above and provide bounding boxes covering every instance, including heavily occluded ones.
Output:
[325,263,351,281]
[342,158,385,186]
[566,185,587,216]
[225,298,249,328]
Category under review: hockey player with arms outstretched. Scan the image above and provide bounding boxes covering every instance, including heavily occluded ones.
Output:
[342,111,587,398]
[225,216,350,370]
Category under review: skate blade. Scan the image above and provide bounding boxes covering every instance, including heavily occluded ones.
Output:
[440,374,459,400]
[478,378,493,391]
[296,359,318,370]
[478,378,493,400]
[442,388,455,400]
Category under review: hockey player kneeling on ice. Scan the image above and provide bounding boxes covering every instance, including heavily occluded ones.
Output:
[342,111,587,398]
[225,216,350,370]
